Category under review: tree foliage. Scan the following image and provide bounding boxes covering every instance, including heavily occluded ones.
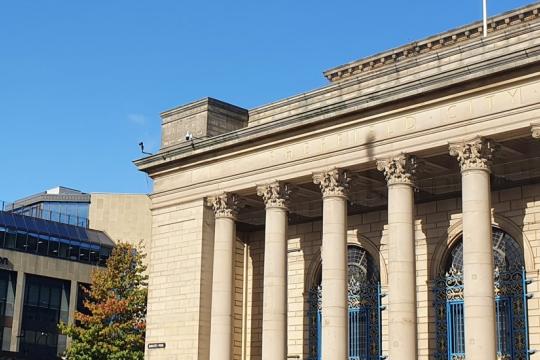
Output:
[60,242,148,360]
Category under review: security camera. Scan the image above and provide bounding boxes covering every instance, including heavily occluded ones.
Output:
[185,131,193,141]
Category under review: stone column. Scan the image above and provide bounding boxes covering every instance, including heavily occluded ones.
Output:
[450,137,497,359]
[208,193,239,360]
[377,154,417,360]
[257,181,291,360]
[66,280,78,348]
[313,168,351,360]
[10,271,25,352]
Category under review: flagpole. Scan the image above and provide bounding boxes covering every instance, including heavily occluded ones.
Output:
[483,0,488,37]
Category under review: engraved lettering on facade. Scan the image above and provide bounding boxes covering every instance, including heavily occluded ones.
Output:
[387,123,394,136]
[507,88,521,104]
[485,95,494,111]
[404,117,416,130]
[447,105,457,119]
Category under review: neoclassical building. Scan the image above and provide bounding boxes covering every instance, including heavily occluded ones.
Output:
[136,4,540,360]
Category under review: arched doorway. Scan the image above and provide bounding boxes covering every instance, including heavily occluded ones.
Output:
[433,228,530,359]
[308,245,382,360]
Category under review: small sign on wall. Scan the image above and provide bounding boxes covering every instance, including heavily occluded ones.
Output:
[148,343,166,350]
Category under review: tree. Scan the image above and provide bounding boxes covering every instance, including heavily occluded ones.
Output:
[60,242,148,360]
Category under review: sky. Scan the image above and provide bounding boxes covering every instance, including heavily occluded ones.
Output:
[0,0,536,201]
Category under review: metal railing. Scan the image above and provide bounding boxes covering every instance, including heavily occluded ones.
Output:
[0,201,89,228]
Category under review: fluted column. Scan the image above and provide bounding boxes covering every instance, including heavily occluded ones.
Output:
[377,154,417,360]
[208,193,239,360]
[313,168,351,360]
[450,137,497,359]
[257,181,291,360]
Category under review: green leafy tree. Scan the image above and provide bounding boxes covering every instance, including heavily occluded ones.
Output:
[60,242,148,360]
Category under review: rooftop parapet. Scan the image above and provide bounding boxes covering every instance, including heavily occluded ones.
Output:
[323,2,540,83]
[160,97,248,149]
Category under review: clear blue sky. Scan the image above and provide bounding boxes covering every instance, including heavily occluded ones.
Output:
[0,0,535,201]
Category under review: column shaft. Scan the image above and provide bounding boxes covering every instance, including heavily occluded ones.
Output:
[209,216,236,360]
[261,207,288,360]
[387,183,417,359]
[10,271,24,352]
[321,195,348,360]
[462,169,496,359]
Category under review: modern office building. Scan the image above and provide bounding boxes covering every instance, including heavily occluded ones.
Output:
[0,187,151,359]
[6,187,152,250]
[136,3,540,360]
[0,208,114,359]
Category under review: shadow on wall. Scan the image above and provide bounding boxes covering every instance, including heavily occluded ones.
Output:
[248,232,264,360]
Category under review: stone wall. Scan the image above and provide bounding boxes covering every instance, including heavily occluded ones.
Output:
[88,193,152,250]
[144,200,214,360]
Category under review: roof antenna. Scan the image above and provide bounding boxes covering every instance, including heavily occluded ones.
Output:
[139,142,153,155]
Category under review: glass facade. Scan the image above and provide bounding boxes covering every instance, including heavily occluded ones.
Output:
[0,211,113,266]
[20,275,70,360]
[11,202,89,228]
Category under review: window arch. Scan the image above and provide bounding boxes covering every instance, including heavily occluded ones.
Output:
[434,227,530,360]
[445,228,524,272]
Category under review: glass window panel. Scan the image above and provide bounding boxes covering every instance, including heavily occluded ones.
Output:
[36,234,49,256]
[26,284,39,307]
[99,246,112,266]
[49,288,60,310]
[48,238,59,257]
[39,286,50,308]
[79,248,89,263]
[4,230,16,249]
[0,213,16,229]
[66,225,78,239]
[58,240,69,258]
[15,232,27,251]
[55,223,70,238]
[89,248,99,264]
[69,241,80,260]
[13,215,27,231]
[26,233,38,253]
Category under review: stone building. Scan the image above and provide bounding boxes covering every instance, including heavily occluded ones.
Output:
[135,3,540,360]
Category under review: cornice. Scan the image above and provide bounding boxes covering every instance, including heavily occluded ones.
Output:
[323,3,540,82]
[134,41,540,175]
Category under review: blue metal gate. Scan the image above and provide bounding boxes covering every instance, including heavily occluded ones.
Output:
[434,267,531,359]
[308,280,383,360]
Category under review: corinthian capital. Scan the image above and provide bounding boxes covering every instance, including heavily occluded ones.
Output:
[376,153,417,186]
[313,168,351,198]
[449,136,496,172]
[207,193,240,218]
[256,181,291,209]
[532,123,540,139]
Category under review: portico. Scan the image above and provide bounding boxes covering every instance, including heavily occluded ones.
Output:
[136,4,540,360]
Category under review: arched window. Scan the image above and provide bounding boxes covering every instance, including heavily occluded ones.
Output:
[308,245,382,360]
[433,228,530,360]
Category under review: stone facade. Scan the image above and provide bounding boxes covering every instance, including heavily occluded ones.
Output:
[135,3,540,360]
[88,193,152,250]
